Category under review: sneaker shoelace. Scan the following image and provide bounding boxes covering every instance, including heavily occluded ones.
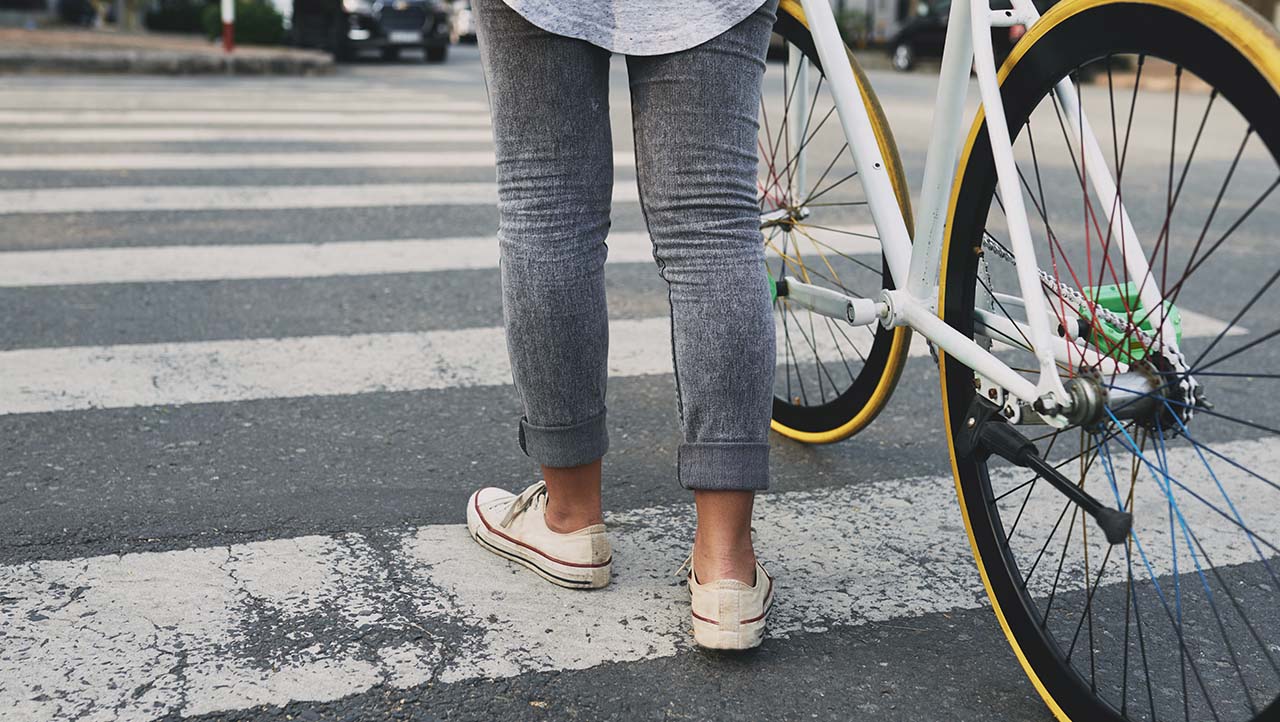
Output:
[499,480,548,528]
[675,553,694,581]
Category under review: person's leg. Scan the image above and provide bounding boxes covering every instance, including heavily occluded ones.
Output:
[626,1,779,584]
[542,459,603,532]
[693,490,756,581]
[474,0,613,531]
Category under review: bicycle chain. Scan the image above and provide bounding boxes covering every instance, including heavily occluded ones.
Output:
[978,233,1199,424]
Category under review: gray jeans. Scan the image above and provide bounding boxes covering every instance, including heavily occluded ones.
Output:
[475,0,778,491]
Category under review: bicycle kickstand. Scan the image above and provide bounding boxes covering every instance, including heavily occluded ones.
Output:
[955,396,1133,545]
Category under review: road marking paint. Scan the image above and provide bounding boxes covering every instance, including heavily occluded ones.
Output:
[1173,309,1250,339]
[0,151,636,171]
[0,319,667,415]
[0,233,644,286]
[1,437,1273,720]
[0,127,497,144]
[0,100,486,112]
[0,82,471,94]
[0,231,880,287]
[0,306,1239,415]
[0,110,490,126]
[0,95,465,110]
[0,182,638,214]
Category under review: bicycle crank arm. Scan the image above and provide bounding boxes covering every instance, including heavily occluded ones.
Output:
[956,397,1133,545]
[776,277,884,327]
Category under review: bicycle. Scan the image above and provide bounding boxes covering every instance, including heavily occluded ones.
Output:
[759,1,1279,720]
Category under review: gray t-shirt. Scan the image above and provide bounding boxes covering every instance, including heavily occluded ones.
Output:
[501,0,767,56]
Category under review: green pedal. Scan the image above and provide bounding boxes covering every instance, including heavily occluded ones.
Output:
[1077,282,1182,363]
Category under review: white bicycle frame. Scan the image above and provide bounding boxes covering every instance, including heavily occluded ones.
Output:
[788,0,1177,420]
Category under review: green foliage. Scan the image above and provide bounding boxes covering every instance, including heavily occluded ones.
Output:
[201,0,286,45]
[146,0,210,34]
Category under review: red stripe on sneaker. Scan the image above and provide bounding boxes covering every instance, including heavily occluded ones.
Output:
[474,495,612,569]
[690,571,773,626]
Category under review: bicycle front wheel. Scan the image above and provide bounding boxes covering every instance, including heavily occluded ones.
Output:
[939,1,1280,720]
[763,0,913,444]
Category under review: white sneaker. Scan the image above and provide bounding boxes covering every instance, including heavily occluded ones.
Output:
[466,480,612,589]
[687,560,774,650]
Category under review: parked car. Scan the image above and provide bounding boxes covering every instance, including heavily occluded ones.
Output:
[292,0,451,62]
[887,0,1055,71]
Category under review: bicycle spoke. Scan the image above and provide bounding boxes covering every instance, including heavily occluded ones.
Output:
[1098,438,1224,722]
[1190,267,1280,371]
[958,45,1278,722]
[1102,407,1280,557]
[783,303,838,402]
[822,315,857,383]
[790,224,884,278]
[803,170,861,207]
[1192,327,1280,376]
[826,310,870,365]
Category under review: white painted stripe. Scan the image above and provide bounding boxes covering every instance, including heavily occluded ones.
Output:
[0,94,462,110]
[0,82,470,94]
[0,320,680,414]
[0,319,665,415]
[1175,308,1249,340]
[0,151,636,171]
[0,231,880,287]
[0,100,487,113]
[0,83,459,93]
[0,308,1239,415]
[0,127,496,144]
[1,438,1273,720]
[0,110,490,126]
[0,183,639,214]
[0,233,640,286]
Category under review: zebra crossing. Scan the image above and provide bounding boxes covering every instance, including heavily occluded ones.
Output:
[0,57,1270,722]
[0,151,639,171]
[4,435,1275,721]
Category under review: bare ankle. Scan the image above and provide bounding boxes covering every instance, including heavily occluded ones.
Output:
[543,502,604,534]
[691,490,757,584]
[691,540,757,585]
[541,459,604,533]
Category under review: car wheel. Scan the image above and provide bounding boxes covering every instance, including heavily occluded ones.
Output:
[425,44,447,62]
[381,46,400,61]
[891,43,914,72]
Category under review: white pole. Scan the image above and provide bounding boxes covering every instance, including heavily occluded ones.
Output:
[221,0,235,53]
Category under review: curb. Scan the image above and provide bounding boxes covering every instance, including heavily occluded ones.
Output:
[0,48,334,75]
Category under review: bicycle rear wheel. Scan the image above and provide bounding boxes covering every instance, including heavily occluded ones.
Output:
[940,1,1280,720]
[763,0,913,444]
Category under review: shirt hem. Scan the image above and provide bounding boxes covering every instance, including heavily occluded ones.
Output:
[500,0,768,56]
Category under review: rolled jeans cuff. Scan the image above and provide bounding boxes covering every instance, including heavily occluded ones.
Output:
[517,410,609,468]
[677,442,770,491]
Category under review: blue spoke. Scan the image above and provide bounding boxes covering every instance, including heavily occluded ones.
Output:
[1100,417,1224,720]
[1145,415,1263,712]
[1154,417,1193,722]
[1100,385,1280,559]
[1182,437,1280,495]
[1163,405,1280,592]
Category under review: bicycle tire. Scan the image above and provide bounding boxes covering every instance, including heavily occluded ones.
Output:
[764,0,914,444]
[939,1,1280,720]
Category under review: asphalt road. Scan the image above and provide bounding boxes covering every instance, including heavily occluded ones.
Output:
[0,45,1276,722]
